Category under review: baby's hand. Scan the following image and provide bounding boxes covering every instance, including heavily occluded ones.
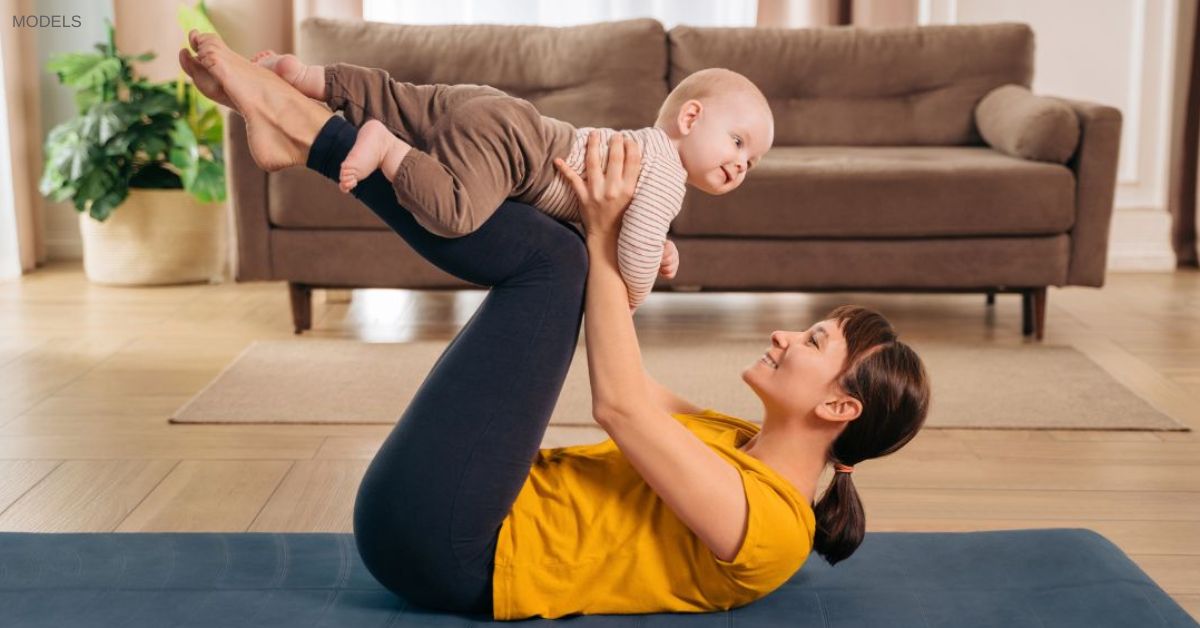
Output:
[658,239,679,279]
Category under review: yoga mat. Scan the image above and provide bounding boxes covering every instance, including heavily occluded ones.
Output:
[1,528,1195,626]
[171,339,1189,431]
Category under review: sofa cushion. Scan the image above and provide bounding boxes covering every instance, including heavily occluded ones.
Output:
[298,17,666,130]
[668,22,1034,146]
[670,146,1076,238]
[976,85,1081,163]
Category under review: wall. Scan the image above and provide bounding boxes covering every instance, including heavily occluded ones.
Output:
[35,0,114,261]
[920,0,1184,270]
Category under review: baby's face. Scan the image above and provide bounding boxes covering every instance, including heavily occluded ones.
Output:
[675,94,773,195]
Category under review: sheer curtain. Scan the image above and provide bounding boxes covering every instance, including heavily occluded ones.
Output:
[0,0,45,280]
[364,0,757,29]
[0,31,19,280]
[755,0,916,27]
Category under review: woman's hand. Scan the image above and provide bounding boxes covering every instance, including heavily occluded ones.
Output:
[553,130,642,239]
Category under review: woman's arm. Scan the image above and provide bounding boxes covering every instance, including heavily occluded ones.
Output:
[644,367,705,415]
[555,132,749,563]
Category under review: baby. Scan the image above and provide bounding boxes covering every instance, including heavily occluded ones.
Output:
[251,52,774,311]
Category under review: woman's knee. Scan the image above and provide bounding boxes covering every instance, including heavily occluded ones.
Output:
[537,221,589,288]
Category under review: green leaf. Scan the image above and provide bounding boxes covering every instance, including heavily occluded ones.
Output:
[38,162,65,197]
[46,54,122,93]
[72,90,101,114]
[87,184,129,222]
[74,160,118,201]
[49,185,78,203]
[194,104,224,144]
[169,118,199,162]
[103,131,135,156]
[178,1,220,41]
[188,158,226,202]
[80,102,124,145]
[130,83,181,118]
[68,143,95,181]
[139,134,171,160]
[168,118,200,191]
[43,121,82,170]
[74,155,131,221]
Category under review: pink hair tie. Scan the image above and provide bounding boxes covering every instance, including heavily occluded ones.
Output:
[833,463,854,474]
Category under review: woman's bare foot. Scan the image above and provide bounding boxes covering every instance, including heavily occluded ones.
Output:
[178,48,234,109]
[251,50,327,101]
[339,119,412,192]
[188,29,331,171]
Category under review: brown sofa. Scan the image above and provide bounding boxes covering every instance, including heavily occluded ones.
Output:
[226,18,1122,340]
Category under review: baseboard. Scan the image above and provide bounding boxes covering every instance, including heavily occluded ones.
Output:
[1107,207,1177,271]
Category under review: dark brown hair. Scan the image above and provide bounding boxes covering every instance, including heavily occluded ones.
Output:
[811,305,931,566]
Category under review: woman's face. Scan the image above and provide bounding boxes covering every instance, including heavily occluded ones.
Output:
[741,318,856,421]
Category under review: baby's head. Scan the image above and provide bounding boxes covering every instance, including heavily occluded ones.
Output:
[655,68,774,195]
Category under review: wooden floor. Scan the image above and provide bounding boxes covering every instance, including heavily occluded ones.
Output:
[1,260,1197,620]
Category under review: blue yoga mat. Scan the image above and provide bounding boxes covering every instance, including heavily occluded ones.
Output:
[1,528,1194,627]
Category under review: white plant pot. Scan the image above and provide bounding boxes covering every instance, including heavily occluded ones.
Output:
[78,188,228,286]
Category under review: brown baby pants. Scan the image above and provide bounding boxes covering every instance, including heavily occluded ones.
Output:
[322,62,575,238]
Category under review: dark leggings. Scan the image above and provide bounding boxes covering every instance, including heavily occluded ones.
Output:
[306,115,588,616]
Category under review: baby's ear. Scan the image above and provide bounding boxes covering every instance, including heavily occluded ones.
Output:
[676,99,703,134]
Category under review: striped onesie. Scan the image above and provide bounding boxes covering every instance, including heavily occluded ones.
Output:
[321,62,688,310]
[533,127,687,309]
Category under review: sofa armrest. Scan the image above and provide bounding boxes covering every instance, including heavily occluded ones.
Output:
[1048,96,1123,287]
[224,110,273,281]
[975,85,1080,163]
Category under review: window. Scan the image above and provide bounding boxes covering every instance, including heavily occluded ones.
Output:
[364,0,757,29]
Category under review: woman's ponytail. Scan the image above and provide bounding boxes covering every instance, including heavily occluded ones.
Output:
[812,465,865,566]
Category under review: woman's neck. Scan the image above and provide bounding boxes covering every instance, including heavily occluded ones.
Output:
[739,417,835,503]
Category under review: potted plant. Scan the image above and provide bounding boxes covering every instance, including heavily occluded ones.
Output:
[39,9,226,286]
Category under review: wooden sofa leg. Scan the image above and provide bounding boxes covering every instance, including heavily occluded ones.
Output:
[1033,287,1047,341]
[986,291,996,306]
[1021,288,1047,341]
[289,282,313,335]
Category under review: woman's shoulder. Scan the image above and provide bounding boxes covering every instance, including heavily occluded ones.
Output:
[669,408,762,454]
[673,408,761,433]
[676,409,812,509]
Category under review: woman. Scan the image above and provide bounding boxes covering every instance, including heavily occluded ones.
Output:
[179,31,930,621]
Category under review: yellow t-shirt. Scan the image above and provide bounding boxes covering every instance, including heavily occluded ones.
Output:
[491,408,816,620]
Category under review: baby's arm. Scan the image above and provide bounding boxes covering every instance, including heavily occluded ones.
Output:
[616,159,687,311]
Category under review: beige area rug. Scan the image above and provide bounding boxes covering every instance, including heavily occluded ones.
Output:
[171,339,1190,431]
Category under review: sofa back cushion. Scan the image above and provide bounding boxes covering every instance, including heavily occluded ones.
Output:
[298,17,667,130]
[668,22,1033,146]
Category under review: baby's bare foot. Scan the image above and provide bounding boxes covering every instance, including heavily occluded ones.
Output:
[340,119,411,192]
[251,50,327,101]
